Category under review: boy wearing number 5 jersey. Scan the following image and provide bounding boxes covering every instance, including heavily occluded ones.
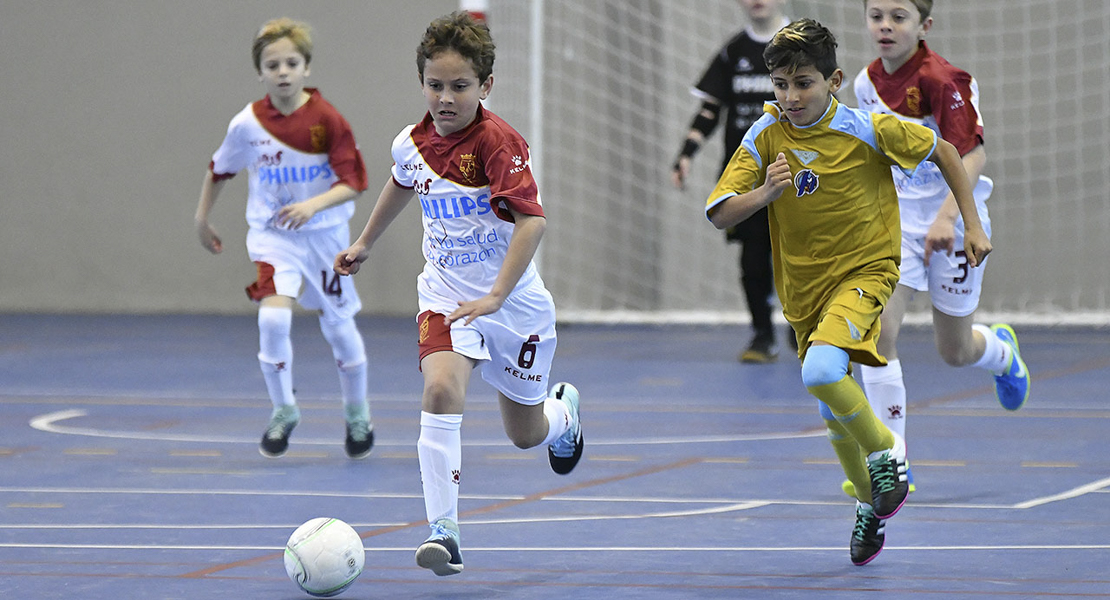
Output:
[334,12,583,577]
[844,0,1030,500]
[195,18,375,460]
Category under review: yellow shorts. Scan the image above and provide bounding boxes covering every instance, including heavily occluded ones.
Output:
[799,285,889,367]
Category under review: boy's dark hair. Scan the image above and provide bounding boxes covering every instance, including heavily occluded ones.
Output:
[763,18,839,78]
[417,11,496,83]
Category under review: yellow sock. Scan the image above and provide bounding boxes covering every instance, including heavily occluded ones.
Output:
[826,419,870,503]
[808,376,894,454]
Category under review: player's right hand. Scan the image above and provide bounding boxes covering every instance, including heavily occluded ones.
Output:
[196,221,223,254]
[671,156,691,190]
[764,152,792,199]
[333,244,367,276]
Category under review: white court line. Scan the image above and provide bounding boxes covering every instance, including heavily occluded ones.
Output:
[28,409,823,447]
[1013,476,1110,509]
[1,543,1108,552]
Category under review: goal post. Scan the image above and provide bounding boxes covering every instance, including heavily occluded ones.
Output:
[483,0,1110,326]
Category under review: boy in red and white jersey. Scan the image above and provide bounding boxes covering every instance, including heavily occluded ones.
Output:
[195,18,375,460]
[335,12,583,577]
[847,0,1030,497]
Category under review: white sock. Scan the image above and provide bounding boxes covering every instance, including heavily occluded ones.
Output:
[860,360,906,441]
[541,396,572,447]
[258,306,295,408]
[971,324,1012,375]
[418,412,463,524]
[319,317,369,409]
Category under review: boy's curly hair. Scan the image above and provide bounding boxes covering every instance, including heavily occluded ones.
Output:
[417,11,495,83]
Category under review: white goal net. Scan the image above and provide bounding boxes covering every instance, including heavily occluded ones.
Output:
[484,0,1110,325]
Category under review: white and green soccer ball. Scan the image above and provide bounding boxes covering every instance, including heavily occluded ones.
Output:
[284,517,365,597]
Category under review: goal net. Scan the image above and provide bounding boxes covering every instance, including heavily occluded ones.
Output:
[483,0,1110,325]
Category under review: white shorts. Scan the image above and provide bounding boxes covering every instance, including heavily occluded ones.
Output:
[245,225,361,323]
[416,279,557,405]
[899,215,992,318]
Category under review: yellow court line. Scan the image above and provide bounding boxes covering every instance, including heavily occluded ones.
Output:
[912,460,967,467]
[169,450,222,457]
[64,448,117,456]
[149,468,260,475]
[1021,461,1079,468]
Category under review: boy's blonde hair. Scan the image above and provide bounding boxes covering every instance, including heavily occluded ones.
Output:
[763,18,839,78]
[252,18,313,74]
[865,0,932,21]
[417,11,496,83]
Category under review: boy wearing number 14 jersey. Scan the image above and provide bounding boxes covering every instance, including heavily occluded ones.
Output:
[195,18,375,460]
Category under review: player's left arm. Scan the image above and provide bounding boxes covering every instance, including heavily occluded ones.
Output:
[277,183,361,229]
[923,145,985,264]
[446,207,546,326]
[278,114,368,229]
[928,139,990,267]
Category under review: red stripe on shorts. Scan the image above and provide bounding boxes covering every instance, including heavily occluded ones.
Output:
[245,261,277,301]
[417,310,454,365]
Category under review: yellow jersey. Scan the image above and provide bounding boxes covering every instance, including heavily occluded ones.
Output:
[706,97,937,334]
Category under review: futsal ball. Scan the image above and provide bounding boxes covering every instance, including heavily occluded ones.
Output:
[284,517,365,597]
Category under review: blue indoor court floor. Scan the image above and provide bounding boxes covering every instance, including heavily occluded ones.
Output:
[1,314,1108,599]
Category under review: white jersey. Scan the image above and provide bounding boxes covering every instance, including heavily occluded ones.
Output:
[853,44,991,236]
[210,88,368,232]
[390,105,545,302]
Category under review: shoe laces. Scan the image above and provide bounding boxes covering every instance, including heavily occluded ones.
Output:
[550,422,579,457]
[869,454,897,494]
[266,408,297,439]
[429,519,459,541]
[853,506,880,541]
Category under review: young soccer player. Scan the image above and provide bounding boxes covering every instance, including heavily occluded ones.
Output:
[843,0,1030,498]
[704,18,990,566]
[672,0,792,363]
[334,11,583,577]
[195,18,375,460]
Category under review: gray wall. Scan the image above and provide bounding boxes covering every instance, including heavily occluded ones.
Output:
[0,0,454,315]
[3,1,1108,320]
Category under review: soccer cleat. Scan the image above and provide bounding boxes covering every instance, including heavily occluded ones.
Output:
[547,382,584,475]
[344,402,374,459]
[415,518,463,576]
[260,405,300,458]
[866,433,909,519]
[843,466,914,498]
[850,502,887,566]
[990,324,1030,411]
[739,333,778,363]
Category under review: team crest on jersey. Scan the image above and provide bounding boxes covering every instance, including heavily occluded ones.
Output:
[459,153,478,184]
[794,169,819,197]
[310,125,327,152]
[905,86,922,116]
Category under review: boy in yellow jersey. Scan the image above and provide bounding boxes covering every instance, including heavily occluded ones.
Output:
[704,18,990,566]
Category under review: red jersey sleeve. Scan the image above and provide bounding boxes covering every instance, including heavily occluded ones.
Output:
[922,70,983,157]
[326,112,369,193]
[482,138,543,222]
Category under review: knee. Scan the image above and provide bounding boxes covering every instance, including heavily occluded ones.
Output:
[422,378,465,414]
[801,346,850,388]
